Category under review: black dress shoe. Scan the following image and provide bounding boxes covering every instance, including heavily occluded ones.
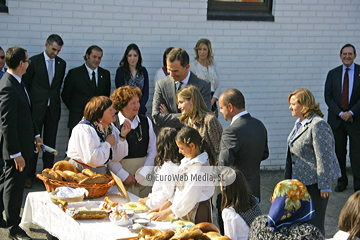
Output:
[335,184,347,192]
[8,228,32,240]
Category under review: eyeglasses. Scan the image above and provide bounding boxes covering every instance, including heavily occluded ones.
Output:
[0,56,5,59]
[23,59,31,64]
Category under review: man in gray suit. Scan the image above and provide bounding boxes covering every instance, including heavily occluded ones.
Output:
[152,48,211,133]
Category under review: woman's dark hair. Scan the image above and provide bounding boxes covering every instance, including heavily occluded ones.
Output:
[338,191,360,240]
[155,127,182,166]
[162,47,174,67]
[84,96,112,123]
[221,168,255,213]
[119,43,143,81]
[175,126,215,165]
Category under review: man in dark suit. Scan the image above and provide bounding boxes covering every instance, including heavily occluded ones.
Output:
[152,48,211,133]
[325,43,360,192]
[0,46,7,175]
[0,46,42,240]
[216,88,269,233]
[0,47,6,79]
[61,45,111,136]
[22,34,66,188]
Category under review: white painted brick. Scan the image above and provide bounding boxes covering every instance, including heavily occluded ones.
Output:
[171,1,190,8]
[134,0,152,7]
[103,5,122,12]
[73,26,93,33]
[62,4,83,11]
[73,11,93,19]
[133,14,152,21]
[53,11,73,18]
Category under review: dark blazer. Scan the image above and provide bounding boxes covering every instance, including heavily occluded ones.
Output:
[23,53,66,122]
[218,113,269,199]
[151,71,211,133]
[114,66,149,115]
[325,63,360,129]
[61,64,111,130]
[285,114,341,189]
[0,72,39,160]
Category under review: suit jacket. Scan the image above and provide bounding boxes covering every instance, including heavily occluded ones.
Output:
[151,71,211,133]
[325,63,360,129]
[0,72,39,160]
[23,53,66,122]
[218,113,269,199]
[285,114,341,189]
[61,64,111,129]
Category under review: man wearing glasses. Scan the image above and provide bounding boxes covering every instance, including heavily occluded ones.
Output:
[0,47,6,79]
[22,34,66,188]
[0,46,42,240]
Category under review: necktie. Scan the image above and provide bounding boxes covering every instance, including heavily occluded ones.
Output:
[47,59,54,85]
[91,71,97,91]
[20,80,31,105]
[175,81,183,92]
[341,67,350,111]
[0,71,4,79]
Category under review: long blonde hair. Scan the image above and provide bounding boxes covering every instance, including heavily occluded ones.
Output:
[288,88,323,118]
[177,85,212,124]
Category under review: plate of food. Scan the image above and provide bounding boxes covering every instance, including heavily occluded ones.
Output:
[121,202,149,213]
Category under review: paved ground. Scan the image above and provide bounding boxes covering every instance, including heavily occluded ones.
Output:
[0,169,355,239]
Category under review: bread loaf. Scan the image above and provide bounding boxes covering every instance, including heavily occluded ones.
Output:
[138,228,162,239]
[55,170,68,181]
[203,232,231,240]
[52,160,78,173]
[42,168,62,181]
[189,222,220,233]
[82,169,96,177]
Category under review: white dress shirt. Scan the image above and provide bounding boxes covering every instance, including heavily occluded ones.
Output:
[222,207,249,240]
[231,110,249,126]
[85,64,98,86]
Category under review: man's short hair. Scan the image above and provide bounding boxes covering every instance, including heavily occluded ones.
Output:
[83,45,103,61]
[5,46,27,69]
[0,46,3,52]
[340,43,356,55]
[46,34,64,46]
[167,48,189,67]
[221,88,245,110]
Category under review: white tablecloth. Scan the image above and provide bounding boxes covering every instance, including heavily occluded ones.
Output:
[19,186,172,240]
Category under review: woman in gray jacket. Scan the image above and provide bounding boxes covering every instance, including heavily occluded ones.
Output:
[285,88,341,236]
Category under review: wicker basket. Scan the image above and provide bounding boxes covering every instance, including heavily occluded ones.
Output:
[37,174,115,198]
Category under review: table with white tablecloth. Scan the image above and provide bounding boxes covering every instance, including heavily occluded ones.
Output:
[19,186,173,240]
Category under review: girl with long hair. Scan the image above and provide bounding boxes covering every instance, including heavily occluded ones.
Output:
[138,127,182,209]
[149,126,214,224]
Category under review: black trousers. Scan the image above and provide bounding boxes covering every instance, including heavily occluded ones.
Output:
[27,107,59,179]
[0,159,28,230]
[307,184,329,237]
[216,193,224,235]
[332,121,360,191]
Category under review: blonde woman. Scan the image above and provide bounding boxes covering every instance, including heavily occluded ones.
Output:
[190,38,220,116]
[177,85,222,160]
[286,88,341,236]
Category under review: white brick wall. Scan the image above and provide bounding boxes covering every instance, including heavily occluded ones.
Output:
[0,0,359,172]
